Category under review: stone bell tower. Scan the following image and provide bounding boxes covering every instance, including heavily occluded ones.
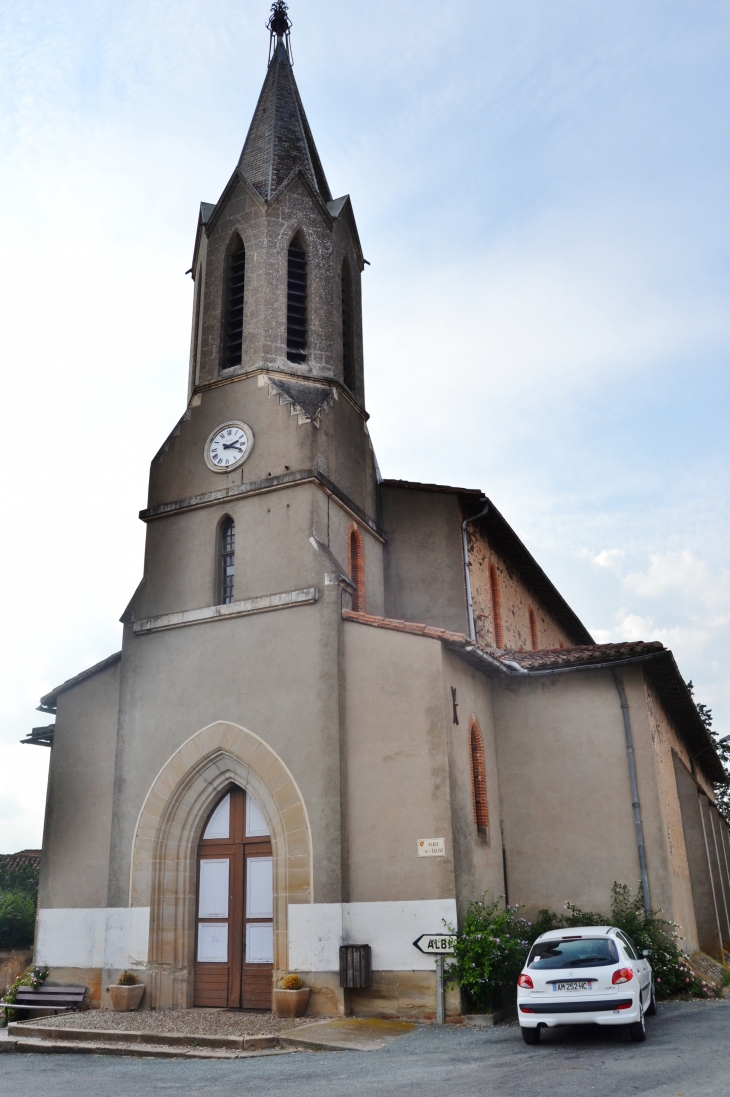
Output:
[188,0,366,408]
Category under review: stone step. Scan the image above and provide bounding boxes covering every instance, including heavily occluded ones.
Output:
[8,1035,297,1060]
[8,1023,279,1052]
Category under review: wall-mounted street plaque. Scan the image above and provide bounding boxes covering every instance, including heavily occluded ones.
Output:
[417,838,445,857]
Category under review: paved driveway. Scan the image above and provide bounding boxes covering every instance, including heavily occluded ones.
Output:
[1,1000,728,1097]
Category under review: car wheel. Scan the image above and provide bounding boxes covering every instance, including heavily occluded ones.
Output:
[628,1003,647,1042]
[521,1026,541,1045]
[646,982,657,1017]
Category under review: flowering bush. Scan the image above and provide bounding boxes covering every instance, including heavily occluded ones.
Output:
[445,895,531,1011]
[446,884,714,1012]
[1,966,48,1026]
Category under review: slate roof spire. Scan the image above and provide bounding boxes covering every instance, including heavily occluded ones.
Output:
[238,3,332,203]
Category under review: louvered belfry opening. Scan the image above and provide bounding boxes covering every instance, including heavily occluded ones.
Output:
[341,259,354,390]
[287,236,307,363]
[224,239,246,369]
[220,518,235,605]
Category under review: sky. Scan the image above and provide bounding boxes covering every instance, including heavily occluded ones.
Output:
[1,0,729,852]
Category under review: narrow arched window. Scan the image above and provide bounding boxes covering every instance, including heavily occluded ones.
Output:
[348,524,365,613]
[287,235,307,363]
[219,517,235,604]
[489,563,503,648]
[341,258,355,391]
[224,237,246,369]
[529,607,539,650]
[469,718,489,832]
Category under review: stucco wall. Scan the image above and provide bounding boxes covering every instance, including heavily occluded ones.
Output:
[380,487,469,634]
[492,669,643,917]
[641,675,701,949]
[440,651,505,919]
[342,623,456,904]
[38,660,121,911]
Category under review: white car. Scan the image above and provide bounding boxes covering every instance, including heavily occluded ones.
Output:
[517,925,655,1044]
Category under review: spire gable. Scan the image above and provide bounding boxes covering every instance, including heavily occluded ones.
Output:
[238,7,332,203]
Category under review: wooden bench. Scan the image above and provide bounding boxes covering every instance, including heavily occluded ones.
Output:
[0,985,87,1018]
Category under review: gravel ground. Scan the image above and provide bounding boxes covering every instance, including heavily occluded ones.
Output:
[23,1009,312,1036]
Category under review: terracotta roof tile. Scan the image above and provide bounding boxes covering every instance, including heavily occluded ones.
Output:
[500,641,666,670]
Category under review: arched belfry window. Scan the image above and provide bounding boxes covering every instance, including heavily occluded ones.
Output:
[341,258,355,391]
[347,523,365,613]
[224,237,246,369]
[489,563,504,648]
[287,234,307,364]
[219,517,235,605]
[469,717,489,834]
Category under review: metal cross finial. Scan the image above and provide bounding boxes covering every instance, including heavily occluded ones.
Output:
[268,1,291,38]
[267,1,293,62]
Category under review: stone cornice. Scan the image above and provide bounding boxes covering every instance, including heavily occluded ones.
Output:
[132,587,318,636]
[140,468,386,541]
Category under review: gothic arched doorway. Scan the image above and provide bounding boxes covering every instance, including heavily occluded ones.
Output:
[194,786,273,1008]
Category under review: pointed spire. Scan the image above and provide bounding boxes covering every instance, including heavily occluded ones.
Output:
[238,3,332,203]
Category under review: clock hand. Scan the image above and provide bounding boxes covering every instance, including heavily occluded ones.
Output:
[222,442,243,451]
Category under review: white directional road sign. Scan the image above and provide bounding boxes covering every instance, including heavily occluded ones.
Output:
[413,933,456,954]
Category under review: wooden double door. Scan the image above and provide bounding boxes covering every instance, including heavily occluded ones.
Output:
[194,787,273,1009]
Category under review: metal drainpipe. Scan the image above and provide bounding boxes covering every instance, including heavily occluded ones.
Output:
[461,500,490,643]
[611,672,652,919]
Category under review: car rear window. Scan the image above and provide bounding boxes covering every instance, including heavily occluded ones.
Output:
[527,938,619,969]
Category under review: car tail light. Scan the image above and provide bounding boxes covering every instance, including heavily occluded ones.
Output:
[612,968,634,984]
[517,974,534,989]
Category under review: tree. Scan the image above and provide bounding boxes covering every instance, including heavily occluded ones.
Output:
[687,680,730,825]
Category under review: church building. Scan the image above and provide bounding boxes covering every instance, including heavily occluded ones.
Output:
[28,4,730,1018]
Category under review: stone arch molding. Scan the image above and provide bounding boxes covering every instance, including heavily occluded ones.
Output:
[130,721,312,1009]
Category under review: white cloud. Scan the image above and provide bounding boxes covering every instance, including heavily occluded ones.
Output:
[593,549,625,571]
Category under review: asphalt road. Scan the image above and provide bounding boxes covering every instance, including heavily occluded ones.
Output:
[1,1000,728,1097]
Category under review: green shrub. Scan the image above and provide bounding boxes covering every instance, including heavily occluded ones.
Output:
[445,895,532,1011]
[0,889,36,949]
[117,970,138,986]
[446,883,713,1010]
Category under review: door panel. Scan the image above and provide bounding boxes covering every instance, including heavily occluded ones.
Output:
[194,787,273,1009]
[198,859,229,918]
[247,857,273,917]
[198,921,229,962]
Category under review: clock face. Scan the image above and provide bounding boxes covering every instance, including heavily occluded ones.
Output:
[204,421,254,472]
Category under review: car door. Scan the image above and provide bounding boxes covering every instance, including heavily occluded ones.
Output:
[618,932,650,1003]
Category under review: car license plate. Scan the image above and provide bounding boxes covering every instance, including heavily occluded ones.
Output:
[553,981,591,992]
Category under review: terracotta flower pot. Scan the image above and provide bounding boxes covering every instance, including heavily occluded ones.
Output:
[273,987,310,1018]
[108,984,145,1011]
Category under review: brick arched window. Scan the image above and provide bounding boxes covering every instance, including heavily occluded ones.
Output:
[529,607,539,651]
[469,717,489,832]
[489,563,503,648]
[347,524,365,613]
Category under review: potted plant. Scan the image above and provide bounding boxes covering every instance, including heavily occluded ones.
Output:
[273,973,310,1017]
[108,971,145,1011]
